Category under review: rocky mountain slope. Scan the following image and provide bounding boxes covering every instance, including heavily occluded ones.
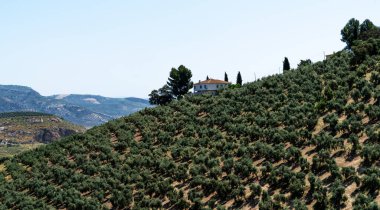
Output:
[48,94,151,120]
[0,86,151,127]
[0,112,84,159]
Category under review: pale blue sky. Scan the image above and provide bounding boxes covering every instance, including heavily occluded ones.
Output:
[0,1,379,98]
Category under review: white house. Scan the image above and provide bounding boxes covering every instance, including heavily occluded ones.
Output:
[193,79,231,94]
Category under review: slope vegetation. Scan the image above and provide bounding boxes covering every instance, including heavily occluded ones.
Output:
[1,51,380,208]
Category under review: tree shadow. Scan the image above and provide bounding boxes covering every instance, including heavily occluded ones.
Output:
[229,199,244,209]
[331,150,345,158]
[322,174,336,185]
[346,150,358,161]
[306,148,317,156]
[245,197,260,209]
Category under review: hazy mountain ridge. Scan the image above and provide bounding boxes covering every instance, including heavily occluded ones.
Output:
[0,85,151,127]
[49,94,151,118]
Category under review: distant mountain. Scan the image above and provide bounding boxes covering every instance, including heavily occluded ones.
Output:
[0,85,151,127]
[48,94,151,119]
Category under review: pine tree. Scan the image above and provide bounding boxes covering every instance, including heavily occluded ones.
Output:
[341,18,360,49]
[283,57,290,72]
[341,18,377,49]
[360,19,376,34]
[236,72,242,86]
[224,72,228,82]
[206,76,209,80]
[167,65,193,99]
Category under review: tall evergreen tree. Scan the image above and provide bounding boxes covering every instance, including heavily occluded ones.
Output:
[236,71,242,86]
[341,18,378,49]
[341,18,360,49]
[283,57,290,72]
[167,65,193,99]
[224,72,228,82]
[360,19,376,34]
[206,75,209,80]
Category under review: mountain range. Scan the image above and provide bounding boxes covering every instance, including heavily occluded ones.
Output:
[0,85,151,127]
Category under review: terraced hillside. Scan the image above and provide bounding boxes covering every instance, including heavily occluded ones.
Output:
[0,25,380,209]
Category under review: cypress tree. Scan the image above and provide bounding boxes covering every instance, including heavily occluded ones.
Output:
[283,57,290,72]
[236,72,242,86]
[206,75,209,80]
[224,72,228,82]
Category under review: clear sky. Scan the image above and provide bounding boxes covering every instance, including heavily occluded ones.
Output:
[0,0,379,98]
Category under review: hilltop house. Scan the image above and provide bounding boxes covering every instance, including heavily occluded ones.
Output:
[193,79,231,94]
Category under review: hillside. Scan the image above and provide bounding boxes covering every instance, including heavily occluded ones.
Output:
[0,85,151,127]
[0,112,85,159]
[0,30,380,209]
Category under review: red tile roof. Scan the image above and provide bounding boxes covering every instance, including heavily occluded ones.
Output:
[194,79,231,85]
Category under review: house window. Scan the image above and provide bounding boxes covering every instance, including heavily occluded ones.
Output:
[200,85,202,89]
[204,85,207,89]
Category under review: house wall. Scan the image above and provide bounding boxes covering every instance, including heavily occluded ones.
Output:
[194,83,228,92]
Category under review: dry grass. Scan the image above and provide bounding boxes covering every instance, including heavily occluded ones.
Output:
[110,133,118,144]
[346,98,354,105]
[376,194,380,207]
[242,205,259,210]
[201,192,216,203]
[301,145,316,164]
[307,200,317,210]
[362,116,370,124]
[365,72,372,81]
[335,155,362,169]
[134,129,142,142]
[312,116,325,135]
[344,182,358,210]
[359,133,368,143]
